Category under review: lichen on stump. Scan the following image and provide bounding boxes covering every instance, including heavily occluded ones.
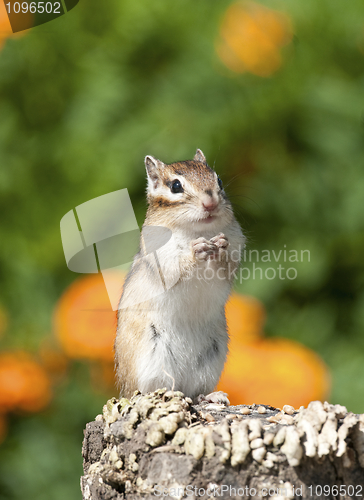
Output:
[81,389,364,500]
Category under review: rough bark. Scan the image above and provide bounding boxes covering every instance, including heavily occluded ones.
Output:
[81,390,364,499]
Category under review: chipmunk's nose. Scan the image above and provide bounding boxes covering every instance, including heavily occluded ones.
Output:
[202,195,218,212]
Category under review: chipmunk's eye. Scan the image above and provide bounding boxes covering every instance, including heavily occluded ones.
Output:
[217,177,223,190]
[171,179,183,194]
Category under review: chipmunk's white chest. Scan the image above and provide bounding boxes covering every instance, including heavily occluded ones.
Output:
[136,229,232,398]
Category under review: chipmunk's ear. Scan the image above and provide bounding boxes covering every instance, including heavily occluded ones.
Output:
[145,155,165,191]
[193,149,207,164]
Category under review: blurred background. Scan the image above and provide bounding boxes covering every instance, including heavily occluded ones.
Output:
[1,0,364,498]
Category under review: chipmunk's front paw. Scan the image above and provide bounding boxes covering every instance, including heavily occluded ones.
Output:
[209,233,229,262]
[210,233,229,249]
[192,237,218,261]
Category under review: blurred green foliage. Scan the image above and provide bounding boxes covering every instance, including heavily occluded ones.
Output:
[1,0,364,497]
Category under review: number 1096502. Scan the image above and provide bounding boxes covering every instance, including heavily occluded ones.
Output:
[5,2,61,14]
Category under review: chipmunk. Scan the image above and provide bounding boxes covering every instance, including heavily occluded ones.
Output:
[115,149,245,404]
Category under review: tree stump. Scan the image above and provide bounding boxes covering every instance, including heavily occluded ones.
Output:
[81,389,364,499]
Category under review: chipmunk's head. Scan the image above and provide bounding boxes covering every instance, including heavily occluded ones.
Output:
[144,149,233,229]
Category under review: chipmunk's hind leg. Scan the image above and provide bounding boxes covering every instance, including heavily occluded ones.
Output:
[195,391,230,406]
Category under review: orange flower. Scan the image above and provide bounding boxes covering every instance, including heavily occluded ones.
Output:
[0,1,34,49]
[218,293,331,408]
[226,293,265,344]
[54,273,125,362]
[217,1,292,76]
[0,351,52,413]
[0,1,12,50]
